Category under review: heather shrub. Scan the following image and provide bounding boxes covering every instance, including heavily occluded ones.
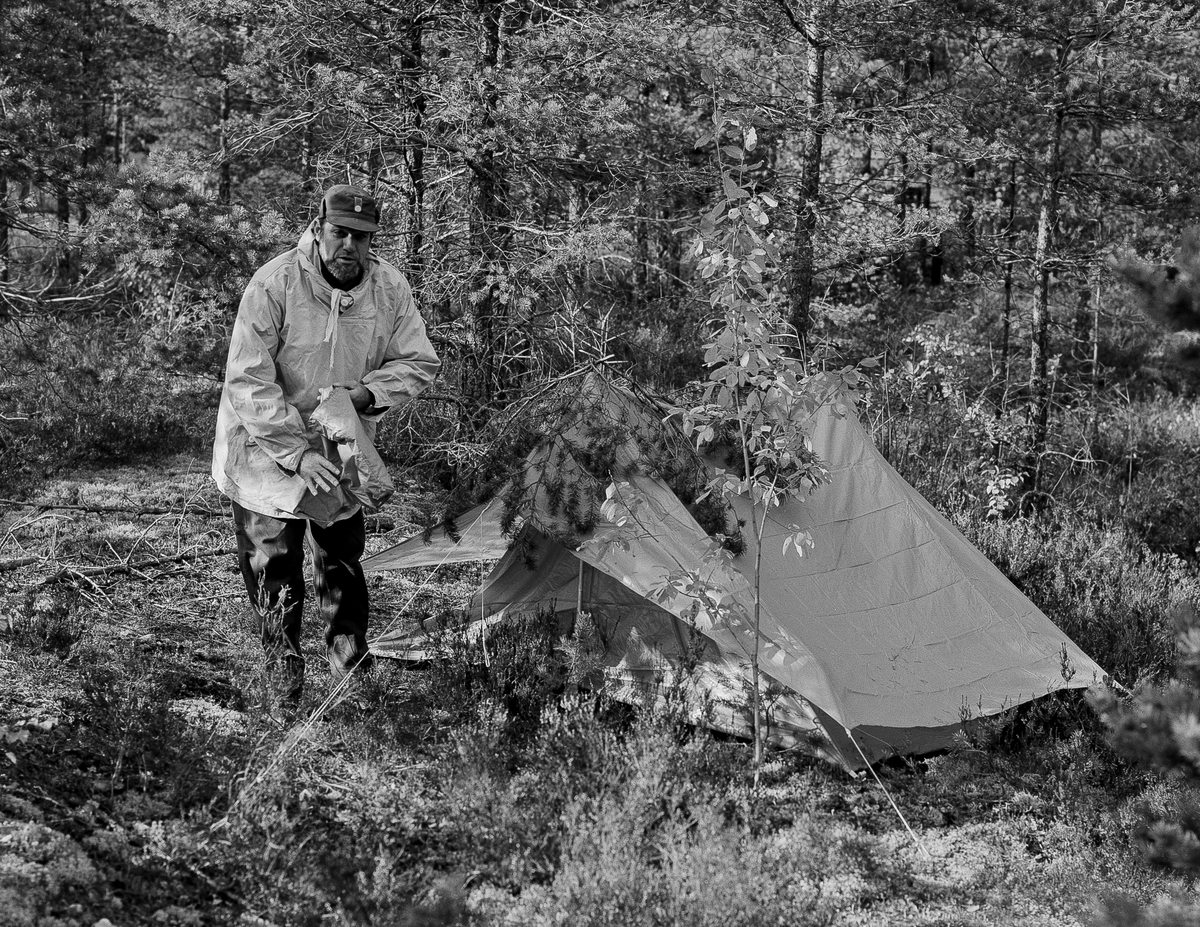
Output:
[1088,396,1200,559]
[0,587,88,657]
[0,317,215,482]
[66,646,249,810]
[507,733,878,927]
[422,606,571,741]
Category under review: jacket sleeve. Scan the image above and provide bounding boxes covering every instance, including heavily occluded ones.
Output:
[361,276,440,414]
[223,277,310,472]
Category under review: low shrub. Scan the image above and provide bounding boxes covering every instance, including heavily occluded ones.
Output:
[957,513,1193,686]
[0,317,217,487]
[0,587,88,657]
[0,821,105,925]
[421,606,571,742]
[503,717,894,927]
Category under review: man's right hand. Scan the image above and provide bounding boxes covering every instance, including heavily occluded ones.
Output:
[298,449,341,494]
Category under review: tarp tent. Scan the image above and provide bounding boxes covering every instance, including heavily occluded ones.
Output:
[363,375,1105,767]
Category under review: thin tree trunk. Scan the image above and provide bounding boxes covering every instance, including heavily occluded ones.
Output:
[922,143,940,286]
[1025,97,1065,504]
[218,81,232,205]
[218,32,233,207]
[301,50,317,195]
[893,55,914,288]
[1000,160,1016,400]
[56,189,73,286]
[635,177,649,315]
[403,19,427,304]
[0,173,8,284]
[468,0,516,411]
[961,160,977,264]
[788,33,826,353]
[111,91,125,167]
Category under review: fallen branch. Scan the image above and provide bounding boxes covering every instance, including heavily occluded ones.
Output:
[0,498,224,518]
[39,547,236,586]
[0,555,39,573]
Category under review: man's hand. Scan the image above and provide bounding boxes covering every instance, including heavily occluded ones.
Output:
[298,449,341,494]
[333,381,373,413]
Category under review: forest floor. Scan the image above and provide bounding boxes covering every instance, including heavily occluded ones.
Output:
[0,455,1192,926]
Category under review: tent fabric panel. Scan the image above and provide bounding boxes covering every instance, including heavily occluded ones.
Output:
[470,532,581,618]
[718,404,1105,733]
[564,474,847,718]
[362,500,513,571]
[365,379,1108,767]
[805,702,966,768]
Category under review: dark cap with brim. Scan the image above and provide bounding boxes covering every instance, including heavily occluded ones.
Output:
[319,184,381,232]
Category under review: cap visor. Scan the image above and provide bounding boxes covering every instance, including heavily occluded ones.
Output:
[325,213,379,232]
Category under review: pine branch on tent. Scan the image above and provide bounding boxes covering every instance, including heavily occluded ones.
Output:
[423,367,743,553]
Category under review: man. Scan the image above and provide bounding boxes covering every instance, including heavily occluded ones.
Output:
[212,183,439,708]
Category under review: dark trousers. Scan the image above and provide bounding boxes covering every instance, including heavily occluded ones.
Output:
[231,501,369,666]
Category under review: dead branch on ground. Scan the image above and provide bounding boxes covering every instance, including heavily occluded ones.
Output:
[0,498,224,518]
[37,547,236,587]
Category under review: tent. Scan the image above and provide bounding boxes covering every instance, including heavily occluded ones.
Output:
[363,375,1105,767]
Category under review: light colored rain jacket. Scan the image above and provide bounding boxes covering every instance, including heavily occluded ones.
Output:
[212,222,439,525]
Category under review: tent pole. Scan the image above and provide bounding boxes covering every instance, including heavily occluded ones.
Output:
[845,726,931,860]
[480,557,491,667]
[574,557,584,635]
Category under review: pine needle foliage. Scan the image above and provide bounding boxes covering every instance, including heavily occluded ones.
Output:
[425,367,740,552]
[1092,227,1200,925]
[1090,606,1200,925]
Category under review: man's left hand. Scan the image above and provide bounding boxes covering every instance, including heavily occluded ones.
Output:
[334,382,373,413]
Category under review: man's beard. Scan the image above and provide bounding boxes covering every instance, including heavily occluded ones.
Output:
[320,246,361,284]
[327,261,360,284]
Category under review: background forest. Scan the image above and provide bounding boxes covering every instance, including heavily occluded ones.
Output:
[7,0,1200,925]
[8,0,1200,536]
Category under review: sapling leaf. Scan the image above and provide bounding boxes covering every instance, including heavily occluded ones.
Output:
[723,175,750,200]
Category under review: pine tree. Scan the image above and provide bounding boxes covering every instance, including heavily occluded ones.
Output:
[1091,230,1200,925]
[940,0,1200,506]
[0,0,167,293]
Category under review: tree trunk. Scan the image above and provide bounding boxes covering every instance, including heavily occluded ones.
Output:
[0,173,8,284]
[893,55,914,288]
[635,177,649,315]
[467,0,517,412]
[56,189,73,286]
[112,91,125,167]
[960,160,977,264]
[301,50,317,194]
[1024,99,1065,504]
[403,19,427,304]
[1000,160,1016,401]
[218,77,232,205]
[788,31,826,353]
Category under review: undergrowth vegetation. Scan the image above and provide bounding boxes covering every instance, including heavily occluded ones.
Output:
[0,318,218,495]
[4,310,1200,923]
[0,445,1194,926]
